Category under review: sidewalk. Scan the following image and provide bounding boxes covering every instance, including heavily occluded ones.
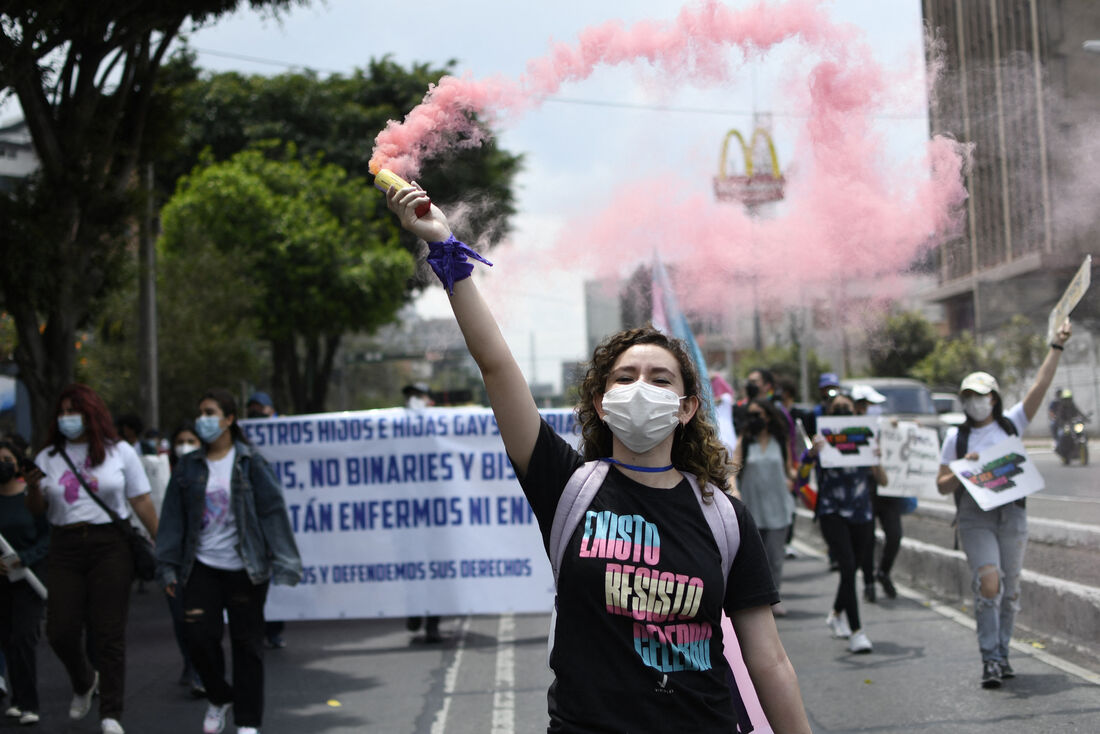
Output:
[769,540,1100,733]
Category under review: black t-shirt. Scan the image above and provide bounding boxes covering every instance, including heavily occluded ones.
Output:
[517,420,778,734]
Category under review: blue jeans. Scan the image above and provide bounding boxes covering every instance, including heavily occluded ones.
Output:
[956,494,1028,663]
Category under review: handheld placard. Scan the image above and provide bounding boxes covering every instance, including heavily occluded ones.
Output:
[0,531,46,600]
[1048,255,1091,343]
[372,169,431,217]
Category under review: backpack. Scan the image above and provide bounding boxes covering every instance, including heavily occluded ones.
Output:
[954,416,1025,510]
[547,460,753,732]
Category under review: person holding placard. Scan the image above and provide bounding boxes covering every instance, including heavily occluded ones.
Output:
[935,319,1071,690]
[384,181,811,734]
[0,440,48,725]
[808,393,887,655]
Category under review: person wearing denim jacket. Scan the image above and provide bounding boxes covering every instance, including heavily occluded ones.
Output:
[156,389,300,734]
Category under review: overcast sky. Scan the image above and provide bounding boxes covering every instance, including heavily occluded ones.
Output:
[4,1,929,391]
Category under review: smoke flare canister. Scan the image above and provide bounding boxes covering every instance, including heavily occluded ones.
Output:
[373,169,431,217]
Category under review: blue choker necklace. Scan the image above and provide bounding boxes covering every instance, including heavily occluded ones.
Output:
[603,457,674,473]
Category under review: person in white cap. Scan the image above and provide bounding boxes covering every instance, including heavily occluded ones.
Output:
[850,385,897,603]
[936,318,1072,689]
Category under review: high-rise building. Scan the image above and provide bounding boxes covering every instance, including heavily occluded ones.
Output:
[921,0,1100,334]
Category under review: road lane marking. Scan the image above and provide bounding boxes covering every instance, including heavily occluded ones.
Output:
[430,615,471,734]
[491,613,516,734]
[789,539,1100,686]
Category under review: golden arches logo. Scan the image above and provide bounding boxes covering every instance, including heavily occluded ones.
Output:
[714,127,785,206]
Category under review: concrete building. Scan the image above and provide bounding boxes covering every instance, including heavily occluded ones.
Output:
[921,0,1100,335]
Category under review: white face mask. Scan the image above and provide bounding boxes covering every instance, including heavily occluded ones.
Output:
[963,395,994,422]
[174,443,200,458]
[600,381,685,454]
[406,396,428,411]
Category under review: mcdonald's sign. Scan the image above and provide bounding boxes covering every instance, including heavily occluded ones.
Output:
[713,128,786,206]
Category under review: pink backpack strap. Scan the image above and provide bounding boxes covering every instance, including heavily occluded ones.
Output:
[549,460,609,587]
[683,474,741,581]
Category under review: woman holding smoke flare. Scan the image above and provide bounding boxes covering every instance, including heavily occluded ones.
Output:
[385,181,809,733]
[936,319,1071,690]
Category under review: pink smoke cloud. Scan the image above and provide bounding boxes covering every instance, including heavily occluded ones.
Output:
[371,0,971,317]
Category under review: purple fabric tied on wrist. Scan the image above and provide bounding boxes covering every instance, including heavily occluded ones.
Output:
[426,234,493,295]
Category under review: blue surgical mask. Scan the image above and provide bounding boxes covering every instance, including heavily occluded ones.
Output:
[194,415,226,444]
[58,415,85,440]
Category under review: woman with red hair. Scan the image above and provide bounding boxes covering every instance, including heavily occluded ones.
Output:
[26,384,157,734]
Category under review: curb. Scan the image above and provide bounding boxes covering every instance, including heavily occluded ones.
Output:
[793,506,1100,664]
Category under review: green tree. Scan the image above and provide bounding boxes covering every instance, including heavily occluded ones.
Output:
[159,146,415,413]
[911,332,1004,391]
[0,0,302,441]
[736,344,832,402]
[867,310,938,377]
[989,315,1046,396]
[162,59,523,251]
[910,316,1043,396]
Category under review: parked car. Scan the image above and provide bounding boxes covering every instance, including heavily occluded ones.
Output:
[932,391,966,427]
[841,377,948,438]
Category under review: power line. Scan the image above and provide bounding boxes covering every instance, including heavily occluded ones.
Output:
[190,46,927,120]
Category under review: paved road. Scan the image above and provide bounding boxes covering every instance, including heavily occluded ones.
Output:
[25,543,1100,734]
[1024,444,1100,526]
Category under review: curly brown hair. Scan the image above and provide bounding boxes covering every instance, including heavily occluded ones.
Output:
[576,325,733,497]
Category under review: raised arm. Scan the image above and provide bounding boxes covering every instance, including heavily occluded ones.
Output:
[1022,318,1071,422]
[386,184,541,476]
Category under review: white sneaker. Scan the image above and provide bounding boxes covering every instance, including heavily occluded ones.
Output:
[18,710,39,725]
[5,706,21,718]
[237,728,260,734]
[826,610,852,638]
[203,703,232,734]
[101,718,124,734]
[848,629,873,654]
[69,671,98,720]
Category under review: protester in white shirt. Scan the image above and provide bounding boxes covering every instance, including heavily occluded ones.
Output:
[26,384,157,734]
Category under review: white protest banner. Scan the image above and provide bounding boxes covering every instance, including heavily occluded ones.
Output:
[877,421,941,498]
[1048,254,1091,343]
[948,435,1044,511]
[816,415,879,468]
[242,407,578,621]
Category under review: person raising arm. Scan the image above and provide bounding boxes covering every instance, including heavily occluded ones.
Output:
[386,182,810,734]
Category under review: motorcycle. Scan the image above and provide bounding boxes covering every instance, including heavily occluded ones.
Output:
[1055,415,1090,465]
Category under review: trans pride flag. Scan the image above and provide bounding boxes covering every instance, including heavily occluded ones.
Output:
[650,255,717,425]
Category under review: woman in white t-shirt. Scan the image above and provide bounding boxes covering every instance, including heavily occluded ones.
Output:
[27,384,158,734]
[156,389,301,734]
[936,319,1071,690]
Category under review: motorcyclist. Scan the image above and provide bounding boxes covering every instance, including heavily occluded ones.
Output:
[1049,388,1085,444]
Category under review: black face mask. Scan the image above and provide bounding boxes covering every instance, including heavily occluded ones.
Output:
[0,461,16,485]
[747,416,767,435]
[246,411,266,419]
[744,382,761,400]
[831,407,853,417]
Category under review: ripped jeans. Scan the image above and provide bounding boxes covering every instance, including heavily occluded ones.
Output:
[956,495,1028,664]
[183,562,269,727]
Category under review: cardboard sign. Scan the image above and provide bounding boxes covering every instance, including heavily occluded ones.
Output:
[877,421,941,498]
[949,436,1044,510]
[816,415,879,468]
[1048,254,1091,342]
